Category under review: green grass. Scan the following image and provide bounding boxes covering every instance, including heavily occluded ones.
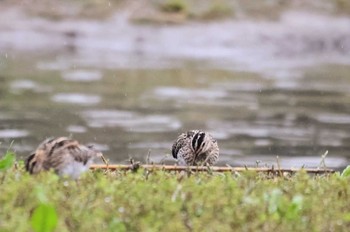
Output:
[1,152,350,231]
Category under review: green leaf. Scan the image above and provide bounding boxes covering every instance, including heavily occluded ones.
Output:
[343,213,350,222]
[265,188,283,214]
[34,185,49,203]
[108,218,127,231]
[31,203,58,232]
[0,152,15,171]
[285,195,303,220]
[341,165,350,177]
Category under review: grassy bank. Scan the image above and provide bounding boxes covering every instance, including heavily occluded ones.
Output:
[1,153,350,231]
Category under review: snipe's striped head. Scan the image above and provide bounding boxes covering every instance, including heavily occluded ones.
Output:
[25,137,106,179]
[172,130,219,166]
[191,130,213,156]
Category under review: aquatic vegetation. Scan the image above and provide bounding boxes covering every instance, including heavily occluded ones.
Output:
[1,153,350,231]
[157,0,188,13]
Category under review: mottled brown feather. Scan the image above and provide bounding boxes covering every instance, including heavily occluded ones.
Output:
[172,130,219,166]
[25,137,102,178]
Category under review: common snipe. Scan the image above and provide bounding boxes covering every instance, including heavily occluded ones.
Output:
[172,130,219,166]
[25,137,107,179]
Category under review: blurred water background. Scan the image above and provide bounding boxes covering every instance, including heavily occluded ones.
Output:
[0,1,350,169]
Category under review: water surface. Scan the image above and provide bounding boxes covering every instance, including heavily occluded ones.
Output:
[1,52,350,169]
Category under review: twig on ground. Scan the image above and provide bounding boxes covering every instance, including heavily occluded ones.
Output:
[146,149,152,164]
[90,164,335,174]
[129,158,141,172]
[318,150,329,170]
[276,156,283,176]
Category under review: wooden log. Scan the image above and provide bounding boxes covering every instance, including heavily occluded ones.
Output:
[90,164,335,174]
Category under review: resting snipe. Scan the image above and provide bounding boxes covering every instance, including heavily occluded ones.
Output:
[172,130,219,166]
[25,137,107,179]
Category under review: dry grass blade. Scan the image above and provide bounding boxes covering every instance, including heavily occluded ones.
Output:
[89,164,335,174]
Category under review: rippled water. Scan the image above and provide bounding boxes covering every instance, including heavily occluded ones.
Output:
[0,53,350,169]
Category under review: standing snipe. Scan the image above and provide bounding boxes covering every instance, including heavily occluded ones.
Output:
[25,137,107,179]
[172,130,219,166]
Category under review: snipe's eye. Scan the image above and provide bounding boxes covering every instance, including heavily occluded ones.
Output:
[57,141,66,147]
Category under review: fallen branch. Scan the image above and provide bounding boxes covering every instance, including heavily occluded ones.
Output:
[90,164,335,174]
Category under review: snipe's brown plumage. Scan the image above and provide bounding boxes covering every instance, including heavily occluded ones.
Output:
[25,137,107,179]
[172,130,219,166]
